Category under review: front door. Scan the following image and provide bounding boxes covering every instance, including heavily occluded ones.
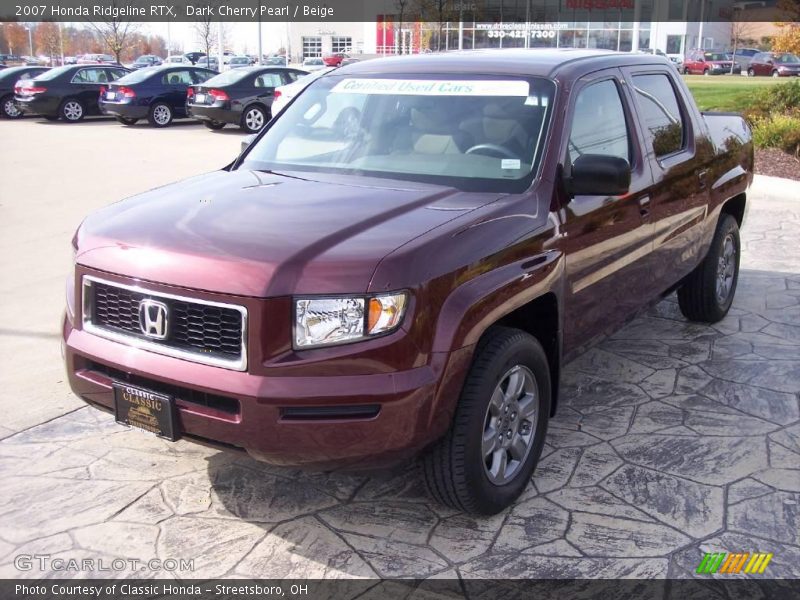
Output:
[555,68,655,357]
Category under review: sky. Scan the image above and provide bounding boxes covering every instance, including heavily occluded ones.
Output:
[146,21,296,55]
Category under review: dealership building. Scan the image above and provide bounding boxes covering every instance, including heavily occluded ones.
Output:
[284,0,761,61]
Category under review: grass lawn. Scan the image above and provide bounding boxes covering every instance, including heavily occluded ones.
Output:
[682,74,787,112]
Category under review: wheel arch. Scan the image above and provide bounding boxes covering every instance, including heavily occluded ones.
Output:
[721,192,747,229]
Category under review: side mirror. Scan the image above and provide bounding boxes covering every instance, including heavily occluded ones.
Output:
[241,134,256,153]
[567,154,631,197]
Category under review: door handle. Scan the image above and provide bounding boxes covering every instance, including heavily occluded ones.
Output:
[698,169,709,189]
[639,196,651,219]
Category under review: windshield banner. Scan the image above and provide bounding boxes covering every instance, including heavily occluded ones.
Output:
[331,79,530,97]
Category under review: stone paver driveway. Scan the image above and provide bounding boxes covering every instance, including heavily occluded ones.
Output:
[1,179,798,580]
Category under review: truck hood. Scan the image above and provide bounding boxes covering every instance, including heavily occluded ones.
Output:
[76,169,498,297]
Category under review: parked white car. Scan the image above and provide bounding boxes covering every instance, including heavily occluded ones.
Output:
[271,67,336,116]
[301,57,326,71]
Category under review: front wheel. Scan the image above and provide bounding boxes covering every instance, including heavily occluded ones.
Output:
[1,94,21,118]
[116,116,138,126]
[772,70,780,78]
[422,327,550,515]
[703,68,710,76]
[678,214,741,323]
[748,68,755,77]
[240,105,267,133]
[59,98,85,122]
[148,102,173,127]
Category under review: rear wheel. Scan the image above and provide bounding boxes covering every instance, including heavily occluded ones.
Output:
[772,70,780,78]
[59,98,85,122]
[148,102,173,127]
[748,68,755,77]
[241,105,267,133]
[703,68,710,76]
[1,94,21,118]
[422,327,550,515]
[204,120,226,130]
[678,214,741,323]
[116,116,138,126]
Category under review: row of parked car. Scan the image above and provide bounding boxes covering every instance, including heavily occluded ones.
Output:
[681,49,800,77]
[0,63,334,132]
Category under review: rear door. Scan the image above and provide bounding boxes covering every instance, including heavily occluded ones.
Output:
[254,70,284,109]
[161,69,195,115]
[621,66,711,294]
[556,68,656,353]
[70,67,108,113]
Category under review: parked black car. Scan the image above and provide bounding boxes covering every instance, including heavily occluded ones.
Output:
[99,65,216,127]
[130,55,163,70]
[187,66,307,133]
[14,64,130,122]
[184,52,206,65]
[0,66,49,118]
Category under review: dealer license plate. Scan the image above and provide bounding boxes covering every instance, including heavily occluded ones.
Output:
[195,93,206,104]
[106,91,116,100]
[113,382,177,441]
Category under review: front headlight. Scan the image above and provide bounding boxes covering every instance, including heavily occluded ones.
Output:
[295,292,407,348]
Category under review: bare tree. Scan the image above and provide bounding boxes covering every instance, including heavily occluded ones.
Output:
[34,22,61,64]
[89,2,139,63]
[729,17,756,73]
[193,15,217,65]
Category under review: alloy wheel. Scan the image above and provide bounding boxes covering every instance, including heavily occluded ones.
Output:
[3,97,20,118]
[244,108,265,132]
[153,104,171,125]
[716,233,736,304]
[63,101,83,121]
[482,365,538,485]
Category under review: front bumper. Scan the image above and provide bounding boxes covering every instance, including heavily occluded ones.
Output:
[63,270,469,469]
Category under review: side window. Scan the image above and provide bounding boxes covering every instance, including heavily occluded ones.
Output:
[255,73,283,88]
[192,70,213,83]
[568,79,630,164]
[284,71,302,83]
[72,68,105,83]
[162,70,193,85]
[107,69,126,81]
[632,74,686,158]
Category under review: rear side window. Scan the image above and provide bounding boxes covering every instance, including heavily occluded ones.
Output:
[193,70,214,83]
[632,74,686,157]
[72,68,107,83]
[255,73,283,88]
[285,71,302,83]
[163,70,193,85]
[106,69,127,81]
[568,79,630,164]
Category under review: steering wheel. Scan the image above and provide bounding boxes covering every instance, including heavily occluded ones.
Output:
[465,143,519,159]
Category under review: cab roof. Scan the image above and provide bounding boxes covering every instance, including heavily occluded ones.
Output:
[341,48,670,79]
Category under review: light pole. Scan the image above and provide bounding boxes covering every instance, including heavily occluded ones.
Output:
[24,25,33,59]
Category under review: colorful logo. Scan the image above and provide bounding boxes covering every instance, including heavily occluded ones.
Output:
[696,552,773,575]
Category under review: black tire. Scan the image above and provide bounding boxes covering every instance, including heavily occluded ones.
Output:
[240,104,268,133]
[678,214,741,323]
[703,68,710,76]
[1,94,22,119]
[147,102,173,127]
[748,68,755,77]
[772,70,780,78]
[116,116,138,126]
[683,67,690,75]
[422,326,551,515]
[204,120,226,130]
[59,98,85,122]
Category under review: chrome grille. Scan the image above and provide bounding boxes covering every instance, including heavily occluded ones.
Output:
[82,276,247,371]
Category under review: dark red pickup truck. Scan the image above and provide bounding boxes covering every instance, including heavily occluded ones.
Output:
[64,49,753,514]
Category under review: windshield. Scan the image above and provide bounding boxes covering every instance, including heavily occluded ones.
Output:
[777,54,800,64]
[202,69,251,86]
[242,74,555,193]
[704,53,727,61]
[115,68,158,84]
[35,65,73,80]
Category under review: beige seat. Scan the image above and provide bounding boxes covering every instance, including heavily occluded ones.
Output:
[393,103,470,155]
[459,102,529,155]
